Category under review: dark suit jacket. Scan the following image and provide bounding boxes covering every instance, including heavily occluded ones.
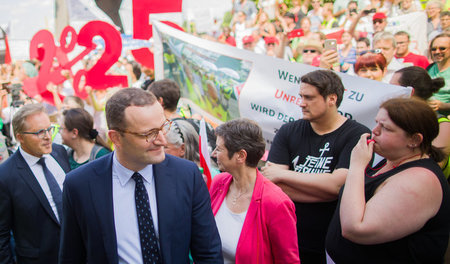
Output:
[0,144,70,264]
[59,153,223,264]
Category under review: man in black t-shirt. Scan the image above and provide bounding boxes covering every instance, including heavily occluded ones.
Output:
[261,70,370,264]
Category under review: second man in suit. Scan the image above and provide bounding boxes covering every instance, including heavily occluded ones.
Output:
[0,103,70,263]
[59,88,223,263]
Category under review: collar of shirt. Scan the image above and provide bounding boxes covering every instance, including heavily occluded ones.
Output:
[112,152,154,187]
[19,147,52,167]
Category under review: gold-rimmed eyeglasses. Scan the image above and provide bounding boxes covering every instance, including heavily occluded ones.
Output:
[114,119,172,142]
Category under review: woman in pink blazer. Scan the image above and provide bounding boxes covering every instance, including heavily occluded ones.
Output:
[210,118,300,264]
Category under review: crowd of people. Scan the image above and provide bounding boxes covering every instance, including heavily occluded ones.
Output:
[213,0,450,114]
[0,0,450,263]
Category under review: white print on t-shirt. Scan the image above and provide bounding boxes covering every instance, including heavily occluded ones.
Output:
[292,142,333,174]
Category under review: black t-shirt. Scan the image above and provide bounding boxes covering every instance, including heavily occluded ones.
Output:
[268,118,370,254]
[326,159,450,264]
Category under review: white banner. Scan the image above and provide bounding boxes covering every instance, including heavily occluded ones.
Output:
[387,12,428,55]
[152,20,412,149]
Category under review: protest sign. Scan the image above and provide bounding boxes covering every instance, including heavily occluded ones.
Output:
[152,20,412,148]
[22,21,128,104]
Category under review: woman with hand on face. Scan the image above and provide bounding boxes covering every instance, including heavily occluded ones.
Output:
[355,52,387,82]
[326,98,450,263]
[60,108,111,170]
[210,118,299,264]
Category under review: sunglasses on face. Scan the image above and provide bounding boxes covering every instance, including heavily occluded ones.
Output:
[373,19,384,24]
[431,47,447,52]
[303,49,318,53]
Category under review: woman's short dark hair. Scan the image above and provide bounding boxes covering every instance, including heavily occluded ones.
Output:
[380,98,445,162]
[300,70,345,107]
[215,118,265,168]
[395,66,444,100]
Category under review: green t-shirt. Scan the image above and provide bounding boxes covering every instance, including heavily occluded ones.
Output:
[428,63,450,116]
[69,146,110,170]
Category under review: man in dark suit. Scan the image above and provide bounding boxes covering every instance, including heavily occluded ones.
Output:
[0,103,70,263]
[59,88,222,264]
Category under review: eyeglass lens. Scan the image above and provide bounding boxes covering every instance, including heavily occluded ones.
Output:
[431,47,446,52]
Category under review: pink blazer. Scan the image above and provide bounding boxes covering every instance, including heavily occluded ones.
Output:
[210,170,300,264]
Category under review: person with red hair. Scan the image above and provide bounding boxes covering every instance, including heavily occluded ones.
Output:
[355,52,387,82]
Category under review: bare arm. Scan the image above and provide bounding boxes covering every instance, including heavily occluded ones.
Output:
[339,134,442,244]
[46,82,63,112]
[261,162,347,202]
[433,121,450,168]
[428,100,450,113]
[0,90,7,120]
[274,33,289,59]
[86,86,103,112]
[348,9,368,39]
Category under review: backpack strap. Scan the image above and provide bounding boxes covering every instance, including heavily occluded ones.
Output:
[89,144,102,162]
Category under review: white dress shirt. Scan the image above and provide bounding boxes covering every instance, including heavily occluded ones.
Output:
[112,152,159,264]
[19,147,66,221]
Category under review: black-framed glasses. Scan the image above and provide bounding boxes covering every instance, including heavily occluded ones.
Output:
[431,47,447,52]
[357,49,382,56]
[22,126,55,139]
[114,119,172,143]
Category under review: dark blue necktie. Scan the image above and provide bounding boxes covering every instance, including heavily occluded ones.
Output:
[37,157,63,222]
[132,172,162,264]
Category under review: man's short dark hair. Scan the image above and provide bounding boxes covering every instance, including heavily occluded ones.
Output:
[441,11,450,17]
[148,79,181,112]
[356,37,370,47]
[105,88,157,130]
[394,30,410,41]
[300,70,345,107]
[215,118,265,168]
[130,61,142,81]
